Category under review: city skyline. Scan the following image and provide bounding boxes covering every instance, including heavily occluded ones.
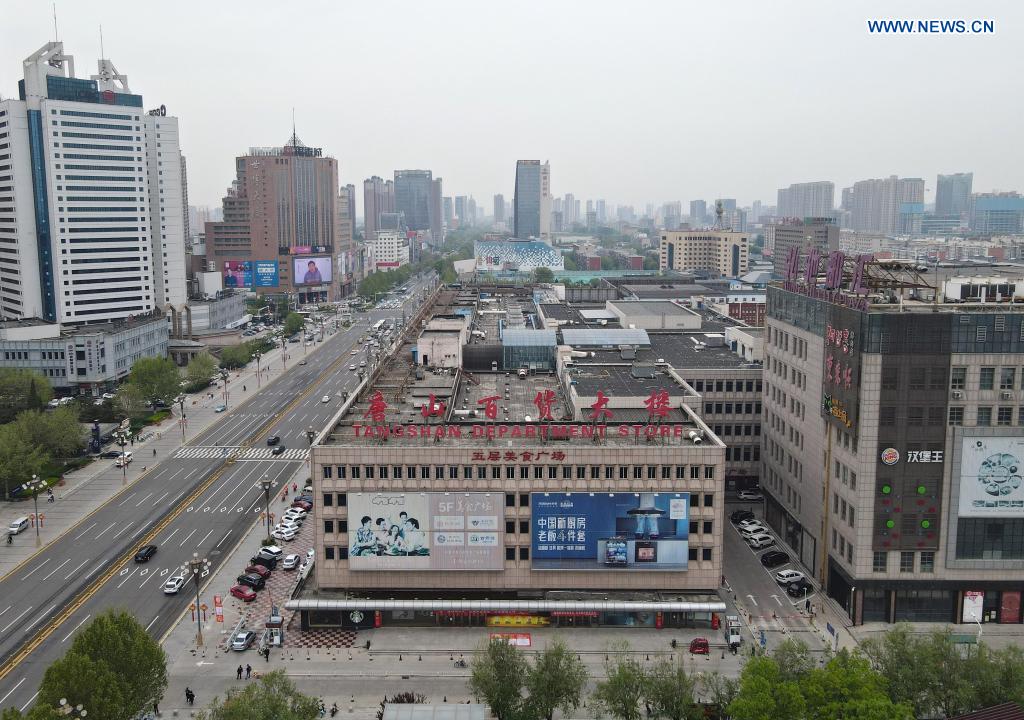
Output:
[1,0,1020,209]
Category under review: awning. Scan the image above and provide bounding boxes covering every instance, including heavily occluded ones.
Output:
[286,599,727,613]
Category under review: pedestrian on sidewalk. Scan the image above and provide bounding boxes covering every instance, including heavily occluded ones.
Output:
[245,664,251,679]
[264,647,270,662]
[236,664,243,679]
[153,701,159,716]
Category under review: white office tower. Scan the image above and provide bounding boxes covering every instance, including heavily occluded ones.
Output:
[0,42,186,324]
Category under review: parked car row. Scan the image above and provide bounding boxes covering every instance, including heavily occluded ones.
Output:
[730,511,815,599]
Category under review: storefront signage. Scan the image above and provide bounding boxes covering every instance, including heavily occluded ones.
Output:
[963,591,984,623]
[880,448,944,465]
[823,394,853,428]
[531,492,689,572]
[782,248,875,312]
[489,632,533,645]
[880,448,900,465]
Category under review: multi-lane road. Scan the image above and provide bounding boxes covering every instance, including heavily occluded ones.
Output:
[0,275,436,712]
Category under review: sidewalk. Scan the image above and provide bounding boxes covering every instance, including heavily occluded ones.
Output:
[0,322,358,581]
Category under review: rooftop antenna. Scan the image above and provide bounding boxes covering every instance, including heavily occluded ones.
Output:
[99,24,104,58]
[52,3,59,41]
[291,107,297,147]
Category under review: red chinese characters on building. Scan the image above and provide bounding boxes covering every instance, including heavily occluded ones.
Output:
[784,246,801,282]
[589,391,613,420]
[477,395,500,420]
[644,389,670,418]
[362,391,389,423]
[825,251,845,289]
[533,390,556,420]
[471,450,567,463]
[421,393,446,418]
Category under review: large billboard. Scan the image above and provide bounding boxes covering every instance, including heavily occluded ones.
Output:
[958,436,1024,517]
[347,492,502,570]
[223,260,252,288]
[253,261,279,287]
[294,256,333,286]
[531,492,689,571]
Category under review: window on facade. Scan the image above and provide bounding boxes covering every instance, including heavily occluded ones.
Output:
[703,493,714,507]
[322,493,333,507]
[900,551,915,573]
[880,407,896,426]
[920,551,935,573]
[908,368,926,390]
[505,547,515,561]
[949,407,964,426]
[978,407,993,426]
[951,367,966,390]
[505,520,515,534]
[323,520,334,534]
[907,407,924,426]
[980,367,995,390]
[1002,368,1017,390]
[881,368,898,390]
[325,547,335,560]
[998,407,1014,426]
[873,551,886,573]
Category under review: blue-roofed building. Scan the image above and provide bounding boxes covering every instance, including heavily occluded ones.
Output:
[474,239,564,273]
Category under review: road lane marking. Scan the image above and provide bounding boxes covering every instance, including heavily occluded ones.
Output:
[111,522,136,540]
[136,492,154,507]
[1,607,32,634]
[747,594,758,607]
[153,491,169,506]
[73,522,97,541]
[216,531,231,549]
[139,568,163,589]
[18,691,37,712]
[0,678,25,706]
[40,559,70,582]
[94,522,117,539]
[178,528,197,547]
[61,614,91,642]
[145,615,160,633]
[63,559,89,580]
[117,493,137,507]
[161,528,180,544]
[23,605,56,634]
[116,567,139,588]
[196,529,214,549]
[20,559,50,581]
[772,595,783,606]
[0,606,8,618]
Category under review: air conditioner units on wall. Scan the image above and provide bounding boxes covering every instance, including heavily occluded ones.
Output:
[1002,391,1015,400]
[951,390,964,400]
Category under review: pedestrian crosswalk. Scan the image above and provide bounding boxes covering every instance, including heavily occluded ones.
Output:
[173,446,308,462]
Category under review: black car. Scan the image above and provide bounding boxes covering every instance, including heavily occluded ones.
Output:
[760,551,789,568]
[785,579,813,598]
[249,555,277,570]
[99,450,122,459]
[731,510,756,524]
[271,445,285,456]
[236,573,265,590]
[134,545,158,563]
[266,436,280,446]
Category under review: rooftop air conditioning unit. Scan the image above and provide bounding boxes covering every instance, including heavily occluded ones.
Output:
[1002,391,1015,400]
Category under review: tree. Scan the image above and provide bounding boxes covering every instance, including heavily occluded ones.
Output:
[0,423,49,496]
[198,671,319,720]
[37,651,127,720]
[219,345,251,370]
[701,671,739,720]
[128,356,180,404]
[532,267,554,284]
[37,610,167,720]
[771,638,814,684]
[469,639,528,720]
[17,407,83,459]
[376,692,427,720]
[114,382,148,419]
[644,655,701,720]
[727,656,806,720]
[0,368,53,423]
[800,650,912,720]
[592,650,646,720]
[283,312,304,337]
[524,639,588,720]
[185,352,218,389]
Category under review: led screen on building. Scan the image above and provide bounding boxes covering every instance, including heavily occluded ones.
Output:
[531,492,689,571]
[253,261,279,287]
[222,260,252,288]
[293,256,332,286]
[958,436,1024,517]
[347,492,502,570]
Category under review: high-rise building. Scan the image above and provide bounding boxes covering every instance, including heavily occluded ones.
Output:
[970,193,1024,234]
[563,193,576,226]
[935,173,973,218]
[493,194,506,224]
[336,184,358,295]
[430,178,443,244]
[442,196,453,226]
[767,218,840,277]
[689,200,707,227]
[514,160,549,239]
[841,187,855,210]
[849,176,924,235]
[206,133,340,303]
[595,199,607,223]
[0,42,186,324]
[662,201,682,230]
[777,181,834,219]
[394,169,433,232]
[363,176,395,243]
[468,197,478,227]
[765,257,1024,625]
[659,230,749,277]
[454,196,467,227]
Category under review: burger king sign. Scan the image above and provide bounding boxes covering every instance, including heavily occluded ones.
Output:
[880,447,900,466]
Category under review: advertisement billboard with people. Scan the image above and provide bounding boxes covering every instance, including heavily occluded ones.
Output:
[347,492,502,570]
[222,260,252,288]
[531,492,689,571]
[293,256,332,286]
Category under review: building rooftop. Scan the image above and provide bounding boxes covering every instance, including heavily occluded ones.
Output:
[609,300,692,317]
[568,332,760,372]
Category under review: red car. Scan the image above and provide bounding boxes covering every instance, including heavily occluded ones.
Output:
[230,584,257,602]
[244,564,271,579]
[291,500,312,512]
[689,638,710,655]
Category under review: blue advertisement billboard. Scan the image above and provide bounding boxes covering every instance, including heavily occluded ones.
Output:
[253,261,279,287]
[531,492,689,571]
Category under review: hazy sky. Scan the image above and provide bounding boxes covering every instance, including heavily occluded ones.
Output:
[2,0,1020,210]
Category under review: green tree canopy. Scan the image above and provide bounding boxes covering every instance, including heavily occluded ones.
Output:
[197,670,319,720]
[219,345,251,370]
[128,356,180,404]
[184,352,218,389]
[283,312,304,337]
[0,423,49,496]
[37,651,127,720]
[0,368,53,423]
[592,650,646,720]
[524,639,589,720]
[727,656,806,720]
[532,266,554,283]
[114,382,148,420]
[644,655,702,720]
[469,639,528,720]
[16,407,83,459]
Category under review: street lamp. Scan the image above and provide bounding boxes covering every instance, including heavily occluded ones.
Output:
[254,351,262,388]
[114,425,132,486]
[306,425,315,446]
[57,699,87,717]
[181,552,211,647]
[26,474,47,547]
[220,369,230,410]
[178,395,187,440]
[260,475,274,543]
[281,337,288,370]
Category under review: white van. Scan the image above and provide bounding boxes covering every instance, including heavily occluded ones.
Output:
[115,451,133,467]
[8,517,29,535]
